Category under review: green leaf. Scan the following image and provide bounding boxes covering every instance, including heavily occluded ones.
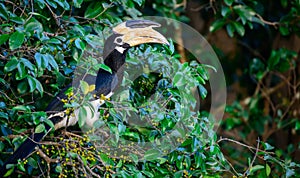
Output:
[0,3,9,20]
[75,38,85,50]
[25,20,43,34]
[130,154,139,164]
[46,0,57,8]
[64,102,80,108]
[174,171,183,178]
[16,62,27,80]
[277,59,290,72]
[295,121,300,130]
[168,40,175,55]
[72,25,86,36]
[53,0,70,10]
[0,112,8,120]
[20,58,35,71]
[27,76,44,96]
[10,16,24,24]
[35,78,44,96]
[233,5,252,24]
[12,105,30,111]
[46,54,59,71]
[221,6,231,17]
[44,119,55,130]
[27,157,38,168]
[0,34,9,45]
[250,165,264,174]
[28,12,50,20]
[99,152,114,165]
[68,152,78,158]
[209,19,226,32]
[173,72,183,86]
[36,0,46,9]
[268,50,280,69]
[27,76,37,92]
[35,124,46,133]
[0,102,6,109]
[141,171,154,177]
[81,156,87,166]
[266,163,271,176]
[286,168,295,177]
[35,52,43,69]
[55,71,66,86]
[247,21,254,29]
[133,0,144,6]
[279,25,289,36]
[41,54,49,69]
[78,107,87,127]
[55,165,62,173]
[248,16,264,26]
[233,22,245,36]
[46,38,62,44]
[198,84,207,99]
[84,2,104,18]
[84,34,104,48]
[176,156,184,170]
[281,0,288,8]
[80,80,89,95]
[102,2,111,8]
[262,142,274,151]
[3,167,14,177]
[98,64,112,74]
[73,0,83,8]
[144,149,160,161]
[157,157,167,164]
[9,31,25,50]
[224,0,234,6]
[0,142,4,151]
[17,163,26,172]
[226,23,235,37]
[4,58,19,72]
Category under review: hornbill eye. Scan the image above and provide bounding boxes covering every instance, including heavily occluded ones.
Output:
[114,36,123,45]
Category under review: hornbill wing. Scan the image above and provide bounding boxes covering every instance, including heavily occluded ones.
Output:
[45,85,71,112]
[45,74,98,113]
[45,70,119,113]
[95,70,119,96]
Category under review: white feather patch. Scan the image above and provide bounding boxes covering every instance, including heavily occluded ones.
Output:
[52,92,114,129]
[84,92,114,127]
[115,46,126,54]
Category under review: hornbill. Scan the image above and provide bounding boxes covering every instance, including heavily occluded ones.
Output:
[0,20,168,177]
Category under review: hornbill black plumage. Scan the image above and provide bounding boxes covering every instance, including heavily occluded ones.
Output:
[0,20,168,177]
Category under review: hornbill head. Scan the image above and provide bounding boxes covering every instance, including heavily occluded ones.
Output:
[96,20,169,100]
[113,20,169,47]
[103,20,169,65]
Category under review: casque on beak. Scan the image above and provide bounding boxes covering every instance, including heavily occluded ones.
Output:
[113,20,169,47]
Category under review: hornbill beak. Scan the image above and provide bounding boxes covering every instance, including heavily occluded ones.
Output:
[113,20,169,47]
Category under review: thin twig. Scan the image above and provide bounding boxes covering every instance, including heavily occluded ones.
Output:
[255,13,279,27]
[37,148,60,163]
[217,137,273,154]
[45,2,60,27]
[244,137,260,176]
[190,3,210,12]
[77,155,101,178]
[210,0,216,14]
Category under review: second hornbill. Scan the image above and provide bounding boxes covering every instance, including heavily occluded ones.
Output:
[0,20,169,177]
